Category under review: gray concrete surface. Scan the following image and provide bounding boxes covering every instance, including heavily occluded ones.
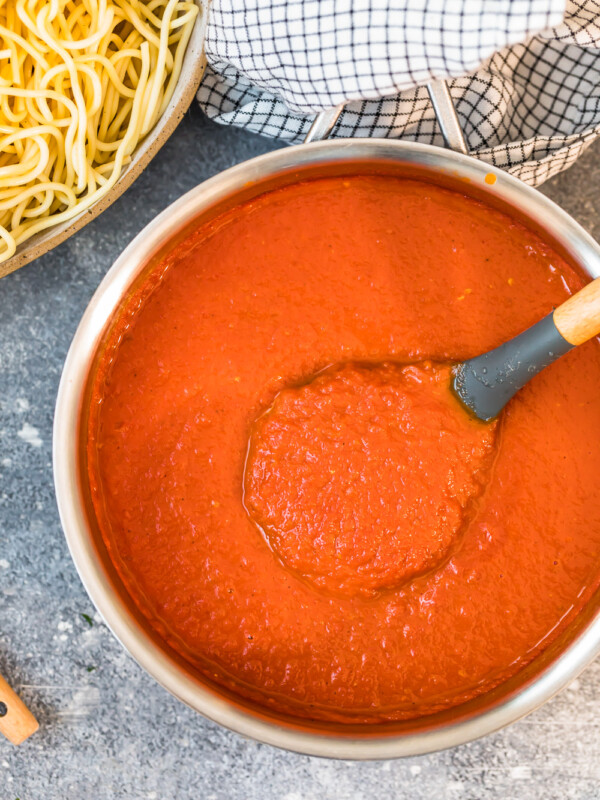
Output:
[1,104,599,799]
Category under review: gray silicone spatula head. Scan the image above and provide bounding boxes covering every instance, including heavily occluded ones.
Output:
[452,312,573,421]
[452,276,600,422]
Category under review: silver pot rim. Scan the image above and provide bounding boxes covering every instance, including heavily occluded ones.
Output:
[53,138,600,759]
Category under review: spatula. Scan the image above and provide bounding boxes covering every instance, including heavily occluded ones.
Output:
[453,277,600,421]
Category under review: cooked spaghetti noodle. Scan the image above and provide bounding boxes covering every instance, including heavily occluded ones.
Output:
[0,0,199,263]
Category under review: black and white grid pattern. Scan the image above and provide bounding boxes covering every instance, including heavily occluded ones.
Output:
[197,0,600,186]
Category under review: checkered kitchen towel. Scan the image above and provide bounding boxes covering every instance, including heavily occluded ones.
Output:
[197,0,600,186]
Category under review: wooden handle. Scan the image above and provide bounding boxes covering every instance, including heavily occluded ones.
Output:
[554,276,600,346]
[0,673,38,745]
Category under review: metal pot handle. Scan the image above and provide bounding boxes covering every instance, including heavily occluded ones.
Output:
[304,104,346,143]
[426,80,468,154]
[304,79,468,154]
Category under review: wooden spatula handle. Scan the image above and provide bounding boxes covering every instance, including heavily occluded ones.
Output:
[554,276,600,346]
[0,673,38,745]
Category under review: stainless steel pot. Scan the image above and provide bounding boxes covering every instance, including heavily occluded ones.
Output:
[54,84,600,759]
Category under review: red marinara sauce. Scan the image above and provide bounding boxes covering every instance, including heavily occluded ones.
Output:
[87,175,600,723]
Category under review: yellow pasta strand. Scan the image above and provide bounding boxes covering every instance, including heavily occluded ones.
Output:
[0,0,199,262]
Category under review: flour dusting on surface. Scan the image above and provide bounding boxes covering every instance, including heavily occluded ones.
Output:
[510,766,532,780]
[17,422,42,447]
[56,686,100,721]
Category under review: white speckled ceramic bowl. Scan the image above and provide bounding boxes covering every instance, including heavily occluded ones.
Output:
[0,3,207,280]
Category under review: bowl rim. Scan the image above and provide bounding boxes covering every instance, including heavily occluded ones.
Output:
[54,138,600,759]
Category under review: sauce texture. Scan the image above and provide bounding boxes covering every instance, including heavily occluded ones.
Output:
[245,361,498,596]
[87,175,600,723]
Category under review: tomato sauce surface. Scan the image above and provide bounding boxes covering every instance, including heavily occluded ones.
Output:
[87,175,600,722]
[244,360,498,597]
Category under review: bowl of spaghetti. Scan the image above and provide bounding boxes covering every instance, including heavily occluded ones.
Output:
[0,0,205,277]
